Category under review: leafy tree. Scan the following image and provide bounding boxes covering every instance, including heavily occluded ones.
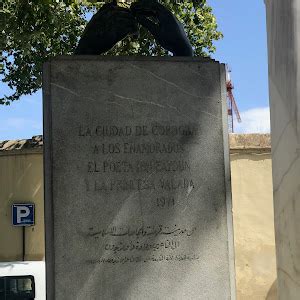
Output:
[0,0,222,105]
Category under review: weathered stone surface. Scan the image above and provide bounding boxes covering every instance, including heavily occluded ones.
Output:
[265,0,300,298]
[43,57,235,300]
[229,133,271,153]
[0,135,43,151]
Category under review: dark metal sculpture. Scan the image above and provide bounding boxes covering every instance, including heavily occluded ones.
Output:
[74,2,138,55]
[131,0,193,56]
[75,0,194,56]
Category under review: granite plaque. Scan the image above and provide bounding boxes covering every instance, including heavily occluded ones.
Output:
[43,57,235,299]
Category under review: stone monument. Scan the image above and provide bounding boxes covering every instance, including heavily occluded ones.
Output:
[43,56,235,299]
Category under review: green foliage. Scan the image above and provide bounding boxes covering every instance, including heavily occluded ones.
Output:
[0,0,222,105]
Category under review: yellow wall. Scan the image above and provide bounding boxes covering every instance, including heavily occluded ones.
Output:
[0,147,277,299]
[0,150,44,261]
[231,152,277,300]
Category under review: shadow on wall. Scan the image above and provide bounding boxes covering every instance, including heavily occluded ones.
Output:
[266,279,277,300]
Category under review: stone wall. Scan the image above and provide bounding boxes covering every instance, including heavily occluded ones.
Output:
[0,141,44,261]
[230,134,276,300]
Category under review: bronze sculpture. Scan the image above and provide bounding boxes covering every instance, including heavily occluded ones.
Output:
[75,0,194,56]
[74,2,138,55]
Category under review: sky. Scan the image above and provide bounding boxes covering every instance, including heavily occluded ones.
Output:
[0,0,270,141]
[208,0,270,133]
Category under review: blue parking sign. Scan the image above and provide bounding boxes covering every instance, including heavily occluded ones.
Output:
[12,204,35,226]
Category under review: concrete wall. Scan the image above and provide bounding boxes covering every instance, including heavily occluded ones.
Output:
[265,0,300,298]
[0,135,277,298]
[230,134,277,300]
[231,154,276,299]
[0,150,44,261]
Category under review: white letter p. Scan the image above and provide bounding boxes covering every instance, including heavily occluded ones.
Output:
[17,206,30,224]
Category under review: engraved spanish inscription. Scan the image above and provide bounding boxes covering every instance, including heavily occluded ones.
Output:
[78,122,199,264]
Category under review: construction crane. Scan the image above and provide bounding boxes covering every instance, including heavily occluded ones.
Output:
[226,65,241,133]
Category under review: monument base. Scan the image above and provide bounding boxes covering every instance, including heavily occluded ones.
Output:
[43,57,235,299]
